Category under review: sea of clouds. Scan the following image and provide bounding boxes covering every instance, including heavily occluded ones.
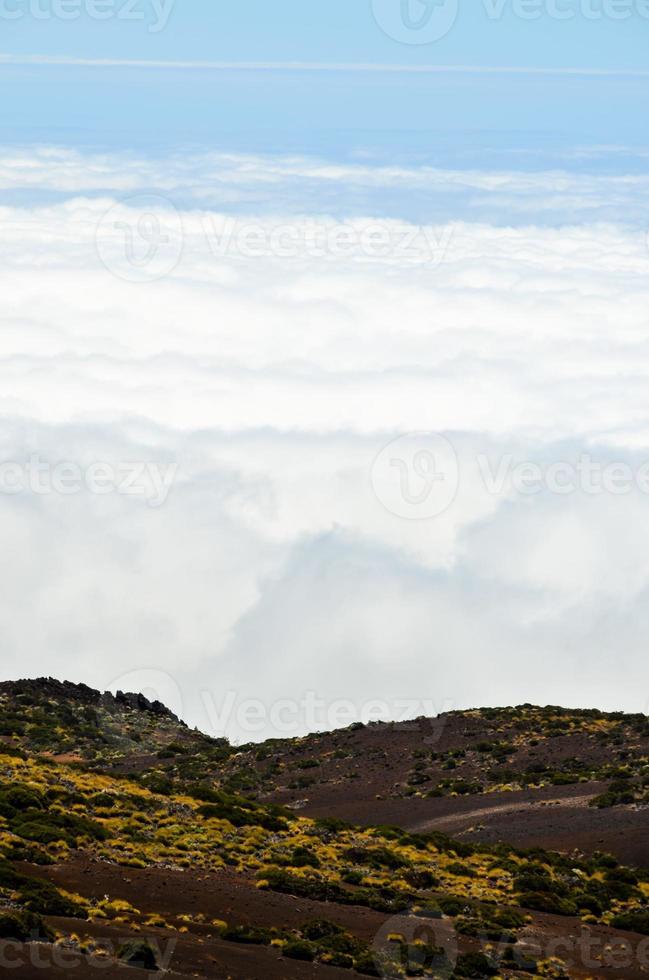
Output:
[1,145,649,740]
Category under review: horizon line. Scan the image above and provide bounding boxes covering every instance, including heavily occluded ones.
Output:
[1,54,649,78]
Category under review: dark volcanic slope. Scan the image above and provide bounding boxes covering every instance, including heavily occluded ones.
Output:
[2,680,649,979]
[220,706,649,866]
[3,681,649,864]
[2,682,648,865]
[0,676,230,785]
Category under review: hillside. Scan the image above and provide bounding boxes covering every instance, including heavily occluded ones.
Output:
[219,705,649,868]
[0,680,648,979]
[0,678,231,786]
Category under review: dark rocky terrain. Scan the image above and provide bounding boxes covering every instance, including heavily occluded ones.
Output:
[1,679,648,979]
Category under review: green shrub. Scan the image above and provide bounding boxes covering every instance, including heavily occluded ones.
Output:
[261,870,409,914]
[19,879,87,918]
[222,925,271,945]
[326,951,354,968]
[11,808,107,847]
[342,869,363,885]
[514,872,566,895]
[91,792,116,808]
[452,781,484,795]
[517,891,577,917]
[414,906,443,919]
[300,921,364,959]
[611,911,649,935]
[3,843,54,866]
[0,860,26,888]
[198,801,287,832]
[301,919,344,941]
[288,846,320,869]
[447,862,476,878]
[0,785,45,811]
[606,867,638,885]
[438,897,466,917]
[575,893,603,915]
[407,772,431,786]
[550,772,579,786]
[0,910,52,942]
[117,940,158,970]
[283,940,315,961]
[501,946,538,973]
[457,916,517,943]
[140,774,174,796]
[453,951,499,977]
[13,819,73,846]
[342,846,408,871]
[354,951,381,976]
[404,868,439,889]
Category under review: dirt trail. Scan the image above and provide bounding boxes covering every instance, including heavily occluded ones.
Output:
[413,793,595,833]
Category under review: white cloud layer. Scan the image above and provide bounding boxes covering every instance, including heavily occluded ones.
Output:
[1,146,649,740]
[2,145,649,224]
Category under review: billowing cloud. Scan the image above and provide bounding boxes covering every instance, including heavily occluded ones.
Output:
[1,146,649,740]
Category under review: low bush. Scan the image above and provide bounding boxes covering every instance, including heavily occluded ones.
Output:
[611,911,649,936]
[354,951,381,976]
[0,785,45,811]
[260,870,410,914]
[438,897,467,917]
[19,879,87,919]
[403,868,439,889]
[0,910,52,942]
[283,940,315,961]
[516,891,577,917]
[288,846,320,869]
[342,846,408,871]
[453,951,499,977]
[117,940,158,970]
[198,801,287,832]
[222,925,271,945]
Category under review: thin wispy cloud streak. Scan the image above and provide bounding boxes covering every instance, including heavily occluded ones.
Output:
[2,54,649,78]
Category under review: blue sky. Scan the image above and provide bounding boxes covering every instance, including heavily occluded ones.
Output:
[2,1,649,157]
[3,0,649,67]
